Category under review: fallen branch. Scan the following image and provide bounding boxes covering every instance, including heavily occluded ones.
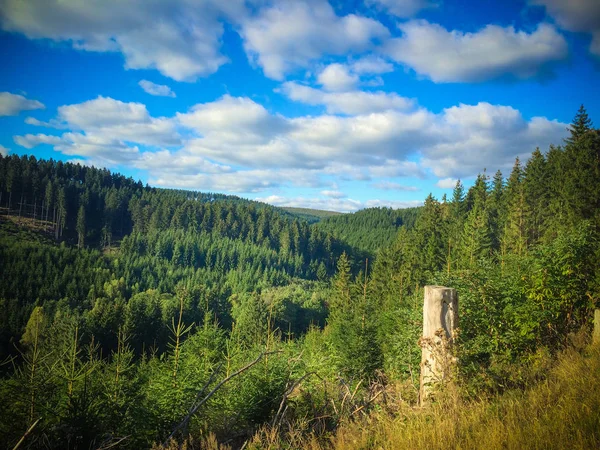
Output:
[166,350,281,444]
[271,371,315,428]
[12,418,40,450]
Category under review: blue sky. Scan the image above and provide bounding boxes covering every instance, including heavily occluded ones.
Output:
[1,0,599,212]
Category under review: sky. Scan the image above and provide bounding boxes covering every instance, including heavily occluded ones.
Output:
[1,0,599,212]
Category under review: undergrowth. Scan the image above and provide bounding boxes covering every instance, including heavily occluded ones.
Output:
[211,332,600,450]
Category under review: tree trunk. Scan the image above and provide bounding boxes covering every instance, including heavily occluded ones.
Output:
[419,285,458,406]
[594,309,600,346]
[18,194,24,224]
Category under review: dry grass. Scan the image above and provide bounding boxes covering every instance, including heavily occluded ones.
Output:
[153,335,600,450]
[326,339,600,450]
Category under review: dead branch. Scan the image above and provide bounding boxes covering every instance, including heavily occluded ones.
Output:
[166,350,281,444]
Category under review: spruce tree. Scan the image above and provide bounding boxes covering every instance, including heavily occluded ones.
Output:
[565,104,593,145]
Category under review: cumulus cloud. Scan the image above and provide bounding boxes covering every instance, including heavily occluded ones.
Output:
[364,199,423,209]
[372,181,420,191]
[13,94,569,198]
[436,177,458,189]
[177,94,288,136]
[240,0,389,79]
[25,116,68,129]
[0,0,247,81]
[320,189,347,198]
[0,92,44,116]
[256,195,363,213]
[0,145,9,156]
[531,0,600,55]
[350,55,394,75]
[279,82,413,115]
[317,63,359,92]
[367,0,438,18]
[139,80,176,97]
[368,160,425,178]
[52,96,181,146]
[15,96,180,167]
[421,102,567,177]
[386,21,568,82]
[256,195,422,213]
[16,132,141,166]
[55,96,180,147]
[14,133,63,149]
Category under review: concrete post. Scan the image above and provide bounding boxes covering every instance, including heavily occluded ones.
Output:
[594,309,600,346]
[419,285,458,405]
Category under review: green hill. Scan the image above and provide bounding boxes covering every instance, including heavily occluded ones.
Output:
[280,207,344,223]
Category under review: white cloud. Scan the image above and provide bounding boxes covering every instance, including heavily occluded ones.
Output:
[0,0,247,81]
[256,195,363,213]
[0,92,44,116]
[320,189,347,198]
[256,195,423,212]
[350,55,394,75]
[0,145,9,156]
[317,63,359,92]
[367,0,437,18]
[240,0,389,79]
[13,94,569,198]
[436,177,458,189]
[386,21,568,82]
[279,82,413,115]
[14,133,63,149]
[368,160,425,178]
[364,199,423,209]
[134,150,231,175]
[372,181,419,191]
[420,103,567,177]
[531,0,600,55]
[15,96,180,168]
[56,96,180,147]
[25,116,68,129]
[177,94,287,136]
[151,170,282,193]
[139,80,176,97]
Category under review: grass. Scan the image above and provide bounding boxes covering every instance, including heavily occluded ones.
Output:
[326,338,600,449]
[236,333,600,450]
[0,215,55,246]
[280,207,344,223]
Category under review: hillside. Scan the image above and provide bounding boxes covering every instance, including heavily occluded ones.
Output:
[280,207,344,223]
[249,336,600,449]
[315,206,421,257]
[0,108,599,449]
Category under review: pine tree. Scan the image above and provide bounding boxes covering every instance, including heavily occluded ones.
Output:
[502,158,527,256]
[458,176,492,268]
[523,148,548,245]
[487,170,504,250]
[565,104,593,145]
[77,204,86,249]
[330,252,351,312]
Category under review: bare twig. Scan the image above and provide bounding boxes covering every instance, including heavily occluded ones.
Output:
[271,372,315,428]
[167,350,281,444]
[12,418,40,450]
[95,435,130,450]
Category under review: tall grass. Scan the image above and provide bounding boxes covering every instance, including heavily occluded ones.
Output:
[236,334,600,450]
[164,336,600,449]
[327,339,600,450]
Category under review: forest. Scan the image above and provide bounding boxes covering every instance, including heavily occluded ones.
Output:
[0,106,599,449]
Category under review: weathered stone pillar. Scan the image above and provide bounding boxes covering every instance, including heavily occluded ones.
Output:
[594,309,600,345]
[419,285,458,405]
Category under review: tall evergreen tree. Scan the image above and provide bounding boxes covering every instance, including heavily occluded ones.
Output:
[565,104,593,145]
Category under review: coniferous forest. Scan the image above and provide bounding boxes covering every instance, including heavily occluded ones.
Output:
[0,106,599,449]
